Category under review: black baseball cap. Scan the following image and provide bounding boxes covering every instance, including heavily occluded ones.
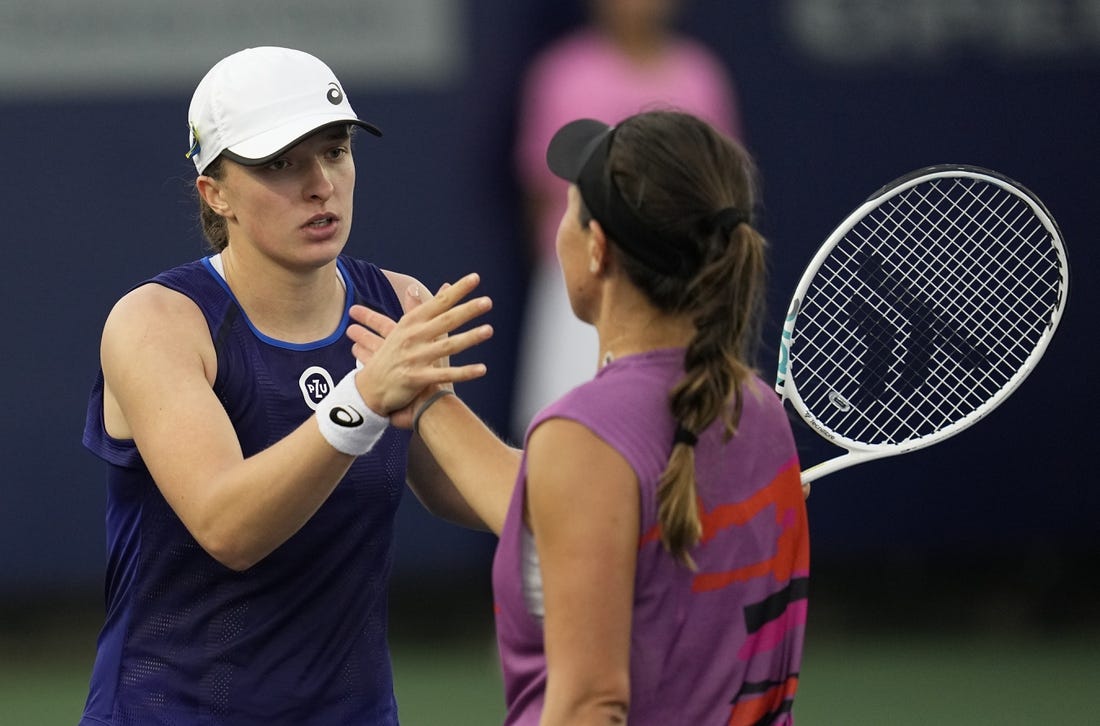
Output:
[546,118,700,277]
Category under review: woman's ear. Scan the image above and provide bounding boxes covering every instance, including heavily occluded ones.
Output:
[587,219,609,276]
[196,175,231,217]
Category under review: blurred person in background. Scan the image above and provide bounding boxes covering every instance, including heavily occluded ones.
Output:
[511,0,743,440]
[351,109,808,725]
[79,46,491,725]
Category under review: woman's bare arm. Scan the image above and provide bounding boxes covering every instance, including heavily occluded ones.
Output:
[527,418,637,725]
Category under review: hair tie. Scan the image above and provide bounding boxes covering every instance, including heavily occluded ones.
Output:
[712,207,749,237]
[673,425,698,447]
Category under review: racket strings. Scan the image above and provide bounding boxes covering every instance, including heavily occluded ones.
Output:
[874,183,1051,359]
[790,174,1064,446]
[906,179,1059,352]
[916,181,1052,324]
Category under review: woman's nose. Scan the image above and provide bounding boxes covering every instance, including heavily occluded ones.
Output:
[304,158,335,200]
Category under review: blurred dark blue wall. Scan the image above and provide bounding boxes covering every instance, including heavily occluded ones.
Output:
[1,1,1096,599]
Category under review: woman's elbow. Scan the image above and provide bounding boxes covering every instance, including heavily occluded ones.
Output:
[549,680,630,725]
[595,681,630,724]
[589,695,629,725]
[412,493,489,531]
[193,527,268,572]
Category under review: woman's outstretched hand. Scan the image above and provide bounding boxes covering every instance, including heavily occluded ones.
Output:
[346,272,493,423]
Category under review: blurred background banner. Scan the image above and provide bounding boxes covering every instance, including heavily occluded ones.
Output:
[783,0,1100,64]
[1,0,1097,721]
[0,0,465,95]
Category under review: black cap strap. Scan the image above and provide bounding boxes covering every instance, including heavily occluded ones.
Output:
[574,128,702,278]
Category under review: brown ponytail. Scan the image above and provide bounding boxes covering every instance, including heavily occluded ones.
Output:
[659,222,767,568]
[606,111,767,568]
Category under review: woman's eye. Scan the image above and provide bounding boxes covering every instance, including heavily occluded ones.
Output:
[266,159,291,171]
[328,147,349,160]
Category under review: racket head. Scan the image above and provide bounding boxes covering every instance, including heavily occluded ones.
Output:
[775,164,1068,463]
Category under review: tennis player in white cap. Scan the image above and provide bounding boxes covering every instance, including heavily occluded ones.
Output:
[79,47,492,725]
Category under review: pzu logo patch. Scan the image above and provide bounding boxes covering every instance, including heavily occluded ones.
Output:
[299,366,335,410]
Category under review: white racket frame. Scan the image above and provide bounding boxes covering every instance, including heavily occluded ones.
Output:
[774,166,1069,484]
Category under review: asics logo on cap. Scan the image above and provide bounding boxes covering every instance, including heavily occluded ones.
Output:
[327,82,343,105]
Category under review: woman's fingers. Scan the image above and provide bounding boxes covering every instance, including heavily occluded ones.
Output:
[409,274,482,320]
[348,304,398,337]
[346,320,384,349]
[418,297,493,343]
[346,273,494,415]
[429,273,476,309]
[432,323,494,359]
[424,362,488,384]
[350,274,490,342]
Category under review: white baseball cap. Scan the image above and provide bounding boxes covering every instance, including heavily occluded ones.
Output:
[185,46,381,174]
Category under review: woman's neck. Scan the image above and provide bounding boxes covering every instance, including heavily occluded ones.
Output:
[598,320,692,367]
[595,282,693,367]
[217,248,346,343]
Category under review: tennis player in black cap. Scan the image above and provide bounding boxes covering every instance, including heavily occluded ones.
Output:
[351,109,810,726]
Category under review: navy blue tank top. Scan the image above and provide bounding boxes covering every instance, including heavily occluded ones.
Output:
[81,256,409,725]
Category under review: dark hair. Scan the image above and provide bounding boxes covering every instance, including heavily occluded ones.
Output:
[595,110,768,568]
[196,156,229,252]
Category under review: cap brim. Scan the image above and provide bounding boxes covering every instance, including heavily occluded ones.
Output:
[224,116,382,167]
[546,118,612,182]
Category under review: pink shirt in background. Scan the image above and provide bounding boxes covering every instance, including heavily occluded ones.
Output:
[515,28,742,260]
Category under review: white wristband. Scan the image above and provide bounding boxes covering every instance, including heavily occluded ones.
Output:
[316,370,388,456]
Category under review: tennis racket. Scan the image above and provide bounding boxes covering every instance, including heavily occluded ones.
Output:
[774,164,1069,485]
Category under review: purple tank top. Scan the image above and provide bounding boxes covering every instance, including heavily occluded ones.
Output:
[492,348,808,725]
